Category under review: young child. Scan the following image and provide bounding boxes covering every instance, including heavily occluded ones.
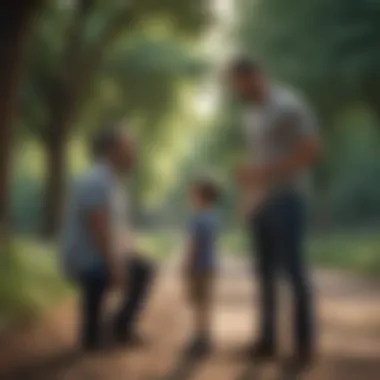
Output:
[184,178,220,357]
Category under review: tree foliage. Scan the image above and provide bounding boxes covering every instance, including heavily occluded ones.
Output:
[0,2,44,238]
[238,0,380,122]
[204,0,380,226]
[19,0,211,235]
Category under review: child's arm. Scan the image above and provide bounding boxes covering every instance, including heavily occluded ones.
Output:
[183,235,196,276]
[184,216,203,275]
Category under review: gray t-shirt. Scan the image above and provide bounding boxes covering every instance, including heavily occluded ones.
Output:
[243,86,318,195]
[189,210,218,272]
[60,162,128,279]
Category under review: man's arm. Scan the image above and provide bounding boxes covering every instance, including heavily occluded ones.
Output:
[87,209,114,268]
[87,208,124,287]
[237,138,320,187]
[264,136,320,183]
[239,103,321,187]
[183,218,203,275]
[184,236,196,275]
[82,177,124,287]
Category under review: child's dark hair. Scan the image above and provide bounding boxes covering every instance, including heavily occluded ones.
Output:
[229,55,261,76]
[193,178,221,204]
[91,125,121,159]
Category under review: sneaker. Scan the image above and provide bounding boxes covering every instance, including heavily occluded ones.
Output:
[115,330,147,349]
[282,350,314,374]
[246,341,276,361]
[82,340,104,353]
[184,336,212,358]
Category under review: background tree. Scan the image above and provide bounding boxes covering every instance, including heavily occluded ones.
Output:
[22,0,211,237]
[208,0,380,226]
[238,0,380,123]
[0,1,44,239]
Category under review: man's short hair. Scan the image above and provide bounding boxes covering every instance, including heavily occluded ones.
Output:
[193,177,221,204]
[91,126,122,158]
[229,56,260,76]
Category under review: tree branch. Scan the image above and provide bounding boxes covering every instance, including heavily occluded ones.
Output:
[47,3,136,137]
[61,0,94,84]
[66,4,136,115]
[44,0,94,133]
[86,4,136,64]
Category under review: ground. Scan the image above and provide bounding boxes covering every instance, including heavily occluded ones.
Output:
[1,256,380,380]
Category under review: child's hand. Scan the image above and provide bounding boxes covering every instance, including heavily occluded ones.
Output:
[182,262,190,278]
[182,258,194,279]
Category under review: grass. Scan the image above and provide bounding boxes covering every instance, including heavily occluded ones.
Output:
[136,229,181,259]
[0,240,70,330]
[308,231,380,276]
[0,231,176,330]
[136,229,380,277]
[220,229,380,276]
[2,229,379,330]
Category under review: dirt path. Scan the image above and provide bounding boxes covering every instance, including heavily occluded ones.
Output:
[1,256,380,380]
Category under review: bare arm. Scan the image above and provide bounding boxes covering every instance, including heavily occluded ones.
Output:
[184,236,196,270]
[87,208,115,270]
[264,136,320,183]
[268,101,321,181]
[87,208,124,288]
[239,102,321,187]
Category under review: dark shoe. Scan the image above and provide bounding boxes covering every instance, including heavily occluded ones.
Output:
[184,336,212,358]
[115,331,147,349]
[82,341,104,353]
[282,351,314,374]
[246,341,276,361]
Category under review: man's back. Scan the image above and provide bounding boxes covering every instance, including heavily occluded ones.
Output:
[61,163,114,279]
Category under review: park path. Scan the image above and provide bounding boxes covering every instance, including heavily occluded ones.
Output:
[1,256,380,380]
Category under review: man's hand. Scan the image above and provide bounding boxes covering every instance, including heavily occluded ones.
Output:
[88,208,126,290]
[236,164,267,188]
[109,265,126,290]
[182,252,194,277]
[235,163,268,224]
[182,261,191,279]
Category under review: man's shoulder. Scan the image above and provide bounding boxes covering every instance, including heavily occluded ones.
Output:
[272,85,309,114]
[75,165,113,197]
[85,163,112,184]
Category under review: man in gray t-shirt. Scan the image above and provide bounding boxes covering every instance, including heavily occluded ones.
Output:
[61,127,154,351]
[228,57,320,370]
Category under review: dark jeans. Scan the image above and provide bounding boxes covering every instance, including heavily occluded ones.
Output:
[78,256,154,349]
[250,192,313,352]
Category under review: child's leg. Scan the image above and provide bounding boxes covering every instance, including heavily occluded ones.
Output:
[194,276,213,341]
[185,275,213,356]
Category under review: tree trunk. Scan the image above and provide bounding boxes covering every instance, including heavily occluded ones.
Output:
[41,1,135,237]
[0,2,41,239]
[41,0,90,238]
[366,81,380,135]
[42,72,92,237]
[43,108,70,237]
[41,75,91,237]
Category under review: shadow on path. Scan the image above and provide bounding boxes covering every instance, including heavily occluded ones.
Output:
[235,354,380,380]
[0,350,81,380]
[147,355,207,380]
[318,354,380,380]
[235,362,265,380]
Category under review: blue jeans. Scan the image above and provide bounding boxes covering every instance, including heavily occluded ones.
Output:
[78,256,154,349]
[249,192,313,352]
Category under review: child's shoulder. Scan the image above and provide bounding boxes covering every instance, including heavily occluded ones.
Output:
[192,210,219,229]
